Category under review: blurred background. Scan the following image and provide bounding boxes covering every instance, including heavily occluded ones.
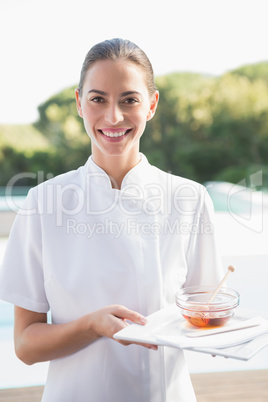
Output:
[1,0,268,189]
[0,0,268,392]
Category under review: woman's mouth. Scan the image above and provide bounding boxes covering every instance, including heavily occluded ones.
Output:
[99,128,132,138]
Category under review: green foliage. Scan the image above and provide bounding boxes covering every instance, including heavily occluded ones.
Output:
[33,86,90,173]
[142,63,268,186]
[1,61,268,188]
[0,124,50,152]
[0,146,60,186]
[231,61,268,86]
[35,87,84,145]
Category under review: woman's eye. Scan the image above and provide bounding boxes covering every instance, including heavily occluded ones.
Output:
[123,98,138,104]
[90,97,105,103]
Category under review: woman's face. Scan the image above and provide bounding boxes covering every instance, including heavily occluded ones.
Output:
[76,59,158,163]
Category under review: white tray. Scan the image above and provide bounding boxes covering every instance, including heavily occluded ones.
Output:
[114,305,268,361]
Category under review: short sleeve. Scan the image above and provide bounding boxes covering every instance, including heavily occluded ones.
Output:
[0,188,49,313]
[184,186,224,287]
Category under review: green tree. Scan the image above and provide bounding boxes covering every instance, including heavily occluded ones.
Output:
[34,86,90,173]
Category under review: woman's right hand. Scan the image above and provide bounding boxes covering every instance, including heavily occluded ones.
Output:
[89,304,158,350]
[14,304,157,365]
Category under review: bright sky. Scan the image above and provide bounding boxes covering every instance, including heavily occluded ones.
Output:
[0,0,267,124]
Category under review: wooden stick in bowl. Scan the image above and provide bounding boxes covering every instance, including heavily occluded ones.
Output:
[208,265,235,303]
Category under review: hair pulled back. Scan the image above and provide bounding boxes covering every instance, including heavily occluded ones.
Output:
[78,38,156,97]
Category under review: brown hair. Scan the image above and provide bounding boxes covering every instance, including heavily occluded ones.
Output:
[78,38,157,97]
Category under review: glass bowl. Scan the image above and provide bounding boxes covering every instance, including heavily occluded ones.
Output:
[175,286,240,328]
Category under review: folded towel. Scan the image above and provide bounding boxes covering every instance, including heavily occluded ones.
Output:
[156,317,268,349]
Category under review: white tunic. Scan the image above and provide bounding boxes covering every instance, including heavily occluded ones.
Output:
[0,154,223,402]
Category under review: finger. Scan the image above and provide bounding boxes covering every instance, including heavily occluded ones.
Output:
[113,305,147,325]
[144,344,158,351]
[141,344,158,351]
[132,341,158,350]
[119,339,158,351]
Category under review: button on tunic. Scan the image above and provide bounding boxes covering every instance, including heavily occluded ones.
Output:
[0,154,223,401]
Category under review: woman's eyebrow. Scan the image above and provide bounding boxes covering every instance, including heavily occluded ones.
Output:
[87,89,108,96]
[121,91,142,97]
[87,90,142,97]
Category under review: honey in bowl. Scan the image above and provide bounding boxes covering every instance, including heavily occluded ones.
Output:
[182,311,233,328]
[175,286,240,329]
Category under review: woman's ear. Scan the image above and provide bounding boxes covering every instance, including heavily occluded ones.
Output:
[75,88,83,118]
[147,90,159,121]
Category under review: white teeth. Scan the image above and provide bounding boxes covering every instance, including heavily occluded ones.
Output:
[101,130,128,138]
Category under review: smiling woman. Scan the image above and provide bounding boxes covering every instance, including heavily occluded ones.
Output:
[75,57,158,187]
[0,38,223,402]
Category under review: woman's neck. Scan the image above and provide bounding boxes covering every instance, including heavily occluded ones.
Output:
[92,152,141,189]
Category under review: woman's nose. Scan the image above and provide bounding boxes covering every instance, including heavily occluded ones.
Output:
[104,104,124,125]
